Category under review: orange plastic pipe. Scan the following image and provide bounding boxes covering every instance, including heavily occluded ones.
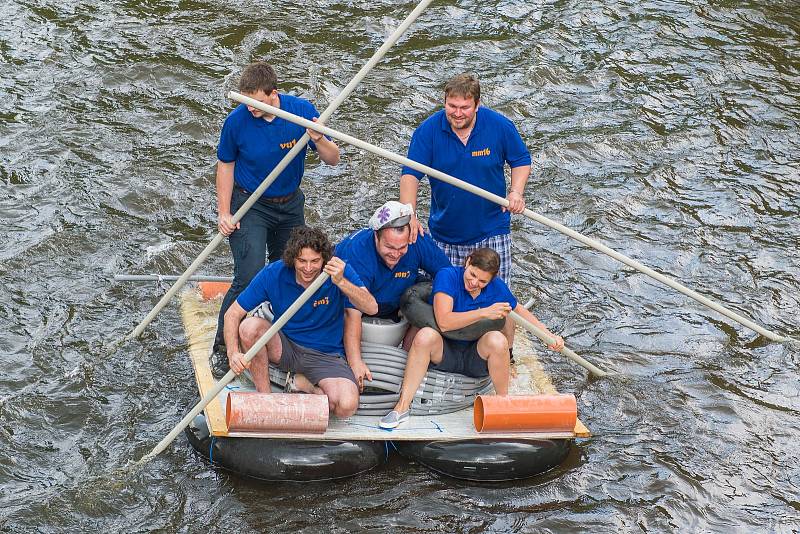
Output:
[474,394,577,433]
[226,392,329,433]
[199,281,231,300]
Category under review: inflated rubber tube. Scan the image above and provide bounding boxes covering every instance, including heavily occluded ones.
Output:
[185,414,386,482]
[400,282,505,341]
[393,438,571,481]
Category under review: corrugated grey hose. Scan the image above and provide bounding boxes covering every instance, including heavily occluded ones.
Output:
[265,343,494,416]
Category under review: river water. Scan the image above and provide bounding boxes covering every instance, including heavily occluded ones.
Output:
[1,0,798,531]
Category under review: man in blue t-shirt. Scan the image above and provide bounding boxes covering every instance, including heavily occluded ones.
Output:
[379,248,564,429]
[334,200,452,390]
[211,62,341,372]
[399,73,531,283]
[223,226,377,417]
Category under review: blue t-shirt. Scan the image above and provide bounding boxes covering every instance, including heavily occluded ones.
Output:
[431,266,518,313]
[235,260,365,355]
[335,229,451,312]
[217,93,320,197]
[401,107,531,245]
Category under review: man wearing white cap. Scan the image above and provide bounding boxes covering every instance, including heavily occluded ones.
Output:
[335,201,451,391]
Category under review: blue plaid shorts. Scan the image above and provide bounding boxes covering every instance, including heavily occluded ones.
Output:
[433,233,512,283]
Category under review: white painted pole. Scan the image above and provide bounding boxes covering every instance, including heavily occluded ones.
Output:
[120,0,434,343]
[134,273,329,466]
[508,311,609,377]
[229,92,792,344]
[114,274,233,283]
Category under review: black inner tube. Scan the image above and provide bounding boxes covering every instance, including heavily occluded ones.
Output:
[400,282,505,341]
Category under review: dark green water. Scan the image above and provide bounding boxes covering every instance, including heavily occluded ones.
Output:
[1,0,798,531]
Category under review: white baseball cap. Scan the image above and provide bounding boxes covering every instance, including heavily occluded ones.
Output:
[368,201,414,231]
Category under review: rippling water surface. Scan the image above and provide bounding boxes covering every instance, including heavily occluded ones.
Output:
[1,0,799,531]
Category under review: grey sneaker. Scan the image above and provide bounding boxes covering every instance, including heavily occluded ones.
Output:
[379,409,409,429]
[209,345,230,379]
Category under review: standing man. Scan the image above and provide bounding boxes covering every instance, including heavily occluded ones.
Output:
[212,61,340,373]
[223,226,377,417]
[334,201,451,391]
[399,73,530,283]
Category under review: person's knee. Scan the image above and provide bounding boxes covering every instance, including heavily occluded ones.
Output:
[333,393,359,417]
[239,317,267,348]
[483,331,509,356]
[412,327,440,349]
[329,382,359,417]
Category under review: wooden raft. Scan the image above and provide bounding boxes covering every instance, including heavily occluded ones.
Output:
[180,286,590,440]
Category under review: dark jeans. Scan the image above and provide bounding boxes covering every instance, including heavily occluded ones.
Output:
[215,187,305,345]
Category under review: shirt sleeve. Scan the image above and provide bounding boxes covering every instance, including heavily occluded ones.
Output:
[502,117,531,168]
[341,263,366,309]
[216,110,239,163]
[235,267,271,312]
[401,123,433,180]
[302,99,325,152]
[418,235,452,276]
[496,278,519,309]
[431,267,459,303]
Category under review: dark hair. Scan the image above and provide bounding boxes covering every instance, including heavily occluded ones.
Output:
[465,247,499,276]
[282,226,333,267]
[444,73,480,104]
[375,225,411,240]
[239,62,278,95]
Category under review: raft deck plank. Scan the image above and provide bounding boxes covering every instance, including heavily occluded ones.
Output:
[180,287,591,441]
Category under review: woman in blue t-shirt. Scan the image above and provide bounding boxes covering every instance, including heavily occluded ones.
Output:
[379,248,564,429]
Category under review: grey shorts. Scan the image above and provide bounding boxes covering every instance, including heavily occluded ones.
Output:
[276,331,357,386]
[429,338,489,378]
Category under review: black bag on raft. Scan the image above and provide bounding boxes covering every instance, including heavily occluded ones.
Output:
[399,282,505,341]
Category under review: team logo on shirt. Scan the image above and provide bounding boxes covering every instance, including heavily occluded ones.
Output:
[471,147,491,157]
[394,271,412,279]
[313,296,329,307]
[280,138,298,150]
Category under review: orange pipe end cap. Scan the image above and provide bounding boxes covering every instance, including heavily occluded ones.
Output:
[199,281,231,300]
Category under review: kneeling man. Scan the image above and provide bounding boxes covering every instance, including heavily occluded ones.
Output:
[379,248,564,428]
[224,226,377,417]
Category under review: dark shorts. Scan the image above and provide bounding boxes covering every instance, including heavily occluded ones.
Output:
[429,338,489,378]
[276,331,357,386]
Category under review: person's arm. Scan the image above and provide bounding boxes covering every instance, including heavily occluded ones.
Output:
[324,257,378,315]
[223,301,249,374]
[504,164,530,214]
[432,292,511,332]
[216,160,239,236]
[400,173,424,242]
[344,308,372,392]
[512,303,564,351]
[307,117,340,165]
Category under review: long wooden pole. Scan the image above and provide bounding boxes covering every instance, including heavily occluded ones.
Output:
[229,92,792,344]
[114,274,233,283]
[508,311,608,377]
[118,0,433,343]
[134,273,329,466]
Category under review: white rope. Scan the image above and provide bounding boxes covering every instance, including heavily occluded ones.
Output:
[120,0,434,343]
[229,92,792,345]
